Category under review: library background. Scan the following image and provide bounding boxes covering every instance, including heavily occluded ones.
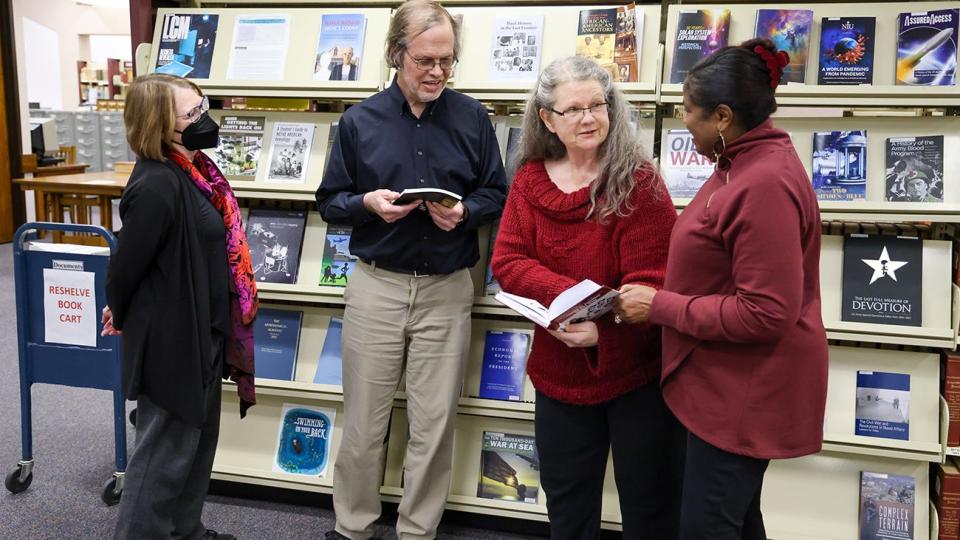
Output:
[0,0,958,538]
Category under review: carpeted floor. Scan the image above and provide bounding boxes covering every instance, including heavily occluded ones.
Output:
[0,242,549,540]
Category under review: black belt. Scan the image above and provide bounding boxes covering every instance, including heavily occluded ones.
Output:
[361,258,435,277]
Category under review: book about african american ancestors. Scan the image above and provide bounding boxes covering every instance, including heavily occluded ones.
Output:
[155,13,219,79]
[855,370,911,441]
[487,14,544,83]
[614,3,643,83]
[209,115,264,181]
[885,135,944,203]
[660,129,714,199]
[669,9,731,84]
[477,431,540,504]
[811,130,868,202]
[842,234,923,328]
[895,8,958,86]
[273,403,336,477]
[245,208,307,284]
[754,9,814,84]
[265,122,315,184]
[859,471,915,540]
[818,17,877,85]
[319,224,357,287]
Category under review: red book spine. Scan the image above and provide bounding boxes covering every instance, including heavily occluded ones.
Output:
[935,461,960,540]
[944,354,960,448]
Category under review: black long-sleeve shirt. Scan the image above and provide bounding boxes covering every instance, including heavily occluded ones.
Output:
[316,79,508,274]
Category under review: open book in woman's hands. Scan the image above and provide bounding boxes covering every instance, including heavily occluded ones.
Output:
[494,279,619,331]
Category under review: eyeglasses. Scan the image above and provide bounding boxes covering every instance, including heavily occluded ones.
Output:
[177,95,209,123]
[548,102,609,120]
[406,52,457,72]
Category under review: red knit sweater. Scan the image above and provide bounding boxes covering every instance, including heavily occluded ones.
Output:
[491,160,676,405]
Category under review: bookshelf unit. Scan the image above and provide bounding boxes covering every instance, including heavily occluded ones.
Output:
[142,1,960,537]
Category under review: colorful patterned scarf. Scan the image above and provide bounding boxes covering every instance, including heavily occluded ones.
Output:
[167,149,259,417]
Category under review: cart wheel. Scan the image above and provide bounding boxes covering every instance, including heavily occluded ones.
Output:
[101,476,122,506]
[4,465,33,494]
[128,408,136,427]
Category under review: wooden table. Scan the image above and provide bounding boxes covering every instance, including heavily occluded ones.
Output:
[13,171,129,244]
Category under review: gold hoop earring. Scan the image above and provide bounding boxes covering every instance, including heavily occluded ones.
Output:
[712,129,727,163]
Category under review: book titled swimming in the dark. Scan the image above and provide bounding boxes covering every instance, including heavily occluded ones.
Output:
[896,8,958,86]
[245,209,307,284]
[477,431,540,504]
[669,10,730,84]
[273,404,336,477]
[855,370,910,441]
[478,330,531,402]
[818,17,876,85]
[754,9,814,84]
[319,224,356,287]
[842,235,922,327]
[155,13,220,79]
[859,471,915,540]
[254,308,303,381]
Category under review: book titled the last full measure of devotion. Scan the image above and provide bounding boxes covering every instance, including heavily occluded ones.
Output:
[495,279,618,330]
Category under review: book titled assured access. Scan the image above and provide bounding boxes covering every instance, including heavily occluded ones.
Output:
[477,431,540,504]
[895,8,958,86]
[495,279,618,331]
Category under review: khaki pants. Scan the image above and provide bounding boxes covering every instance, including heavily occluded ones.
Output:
[333,261,473,540]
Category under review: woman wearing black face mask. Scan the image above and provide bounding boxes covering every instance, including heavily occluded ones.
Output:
[103,73,258,540]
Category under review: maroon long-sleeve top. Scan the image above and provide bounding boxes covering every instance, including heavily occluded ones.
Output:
[492,160,676,404]
[650,119,829,459]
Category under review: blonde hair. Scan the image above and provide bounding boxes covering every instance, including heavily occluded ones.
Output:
[518,56,658,223]
[124,73,203,161]
[385,0,461,69]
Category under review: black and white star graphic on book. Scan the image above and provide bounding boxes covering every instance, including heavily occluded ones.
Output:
[861,246,908,284]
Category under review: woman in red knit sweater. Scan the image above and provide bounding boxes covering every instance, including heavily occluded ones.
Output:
[614,39,829,539]
[491,56,684,539]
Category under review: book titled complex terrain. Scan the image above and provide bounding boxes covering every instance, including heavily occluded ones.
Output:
[477,431,540,504]
[859,471,915,540]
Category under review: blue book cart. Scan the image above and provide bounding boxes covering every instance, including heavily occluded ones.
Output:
[5,222,127,506]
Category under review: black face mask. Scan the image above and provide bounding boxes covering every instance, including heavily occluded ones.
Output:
[175,112,220,150]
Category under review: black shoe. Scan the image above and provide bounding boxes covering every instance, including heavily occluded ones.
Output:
[325,532,350,540]
[202,530,236,540]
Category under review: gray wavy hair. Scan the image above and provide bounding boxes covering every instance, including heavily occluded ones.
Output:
[385,0,461,69]
[516,56,655,222]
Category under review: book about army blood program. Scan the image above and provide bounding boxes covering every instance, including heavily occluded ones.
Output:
[885,135,944,202]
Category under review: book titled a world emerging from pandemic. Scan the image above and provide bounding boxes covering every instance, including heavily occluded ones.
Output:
[819,17,876,85]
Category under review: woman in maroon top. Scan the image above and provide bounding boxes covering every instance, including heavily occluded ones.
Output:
[614,39,829,539]
[492,56,684,539]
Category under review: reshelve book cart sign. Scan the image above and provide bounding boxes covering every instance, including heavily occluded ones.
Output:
[43,264,97,348]
[841,235,922,327]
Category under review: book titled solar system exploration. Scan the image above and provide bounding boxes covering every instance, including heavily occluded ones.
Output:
[896,8,958,86]
[669,10,730,84]
[818,17,876,85]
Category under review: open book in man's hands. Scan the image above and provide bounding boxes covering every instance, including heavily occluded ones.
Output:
[494,279,619,331]
[392,188,462,208]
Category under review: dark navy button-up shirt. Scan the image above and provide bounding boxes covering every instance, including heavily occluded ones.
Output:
[316,79,508,275]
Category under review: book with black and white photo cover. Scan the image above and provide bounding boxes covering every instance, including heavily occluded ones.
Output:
[319,224,356,287]
[266,122,315,184]
[253,308,303,381]
[754,9,814,84]
[245,209,307,284]
[577,8,617,78]
[859,471,915,540]
[660,129,714,199]
[273,403,336,477]
[818,17,876,85]
[487,15,544,82]
[313,13,366,82]
[855,370,910,441]
[842,235,923,327]
[896,9,958,86]
[614,3,642,83]
[495,279,618,331]
[155,13,219,79]
[313,317,343,386]
[812,130,868,201]
[211,115,264,180]
[477,431,540,504]
[478,330,531,402]
[669,10,730,84]
[885,135,944,202]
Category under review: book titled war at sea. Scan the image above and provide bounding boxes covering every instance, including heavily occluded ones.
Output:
[754,9,814,84]
[859,471,915,540]
[818,17,876,85]
[211,115,264,180]
[885,135,944,202]
[254,308,303,381]
[855,370,910,441]
[319,225,357,287]
[669,10,730,84]
[896,8,958,86]
[155,13,219,78]
[245,209,307,284]
[478,330,531,402]
[478,431,540,504]
[273,403,336,477]
[842,235,923,327]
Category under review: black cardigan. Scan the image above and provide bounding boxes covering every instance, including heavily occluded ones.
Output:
[106,158,220,428]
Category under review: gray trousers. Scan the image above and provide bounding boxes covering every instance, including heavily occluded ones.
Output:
[114,337,224,540]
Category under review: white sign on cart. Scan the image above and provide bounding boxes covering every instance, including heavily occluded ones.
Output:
[42,266,96,347]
